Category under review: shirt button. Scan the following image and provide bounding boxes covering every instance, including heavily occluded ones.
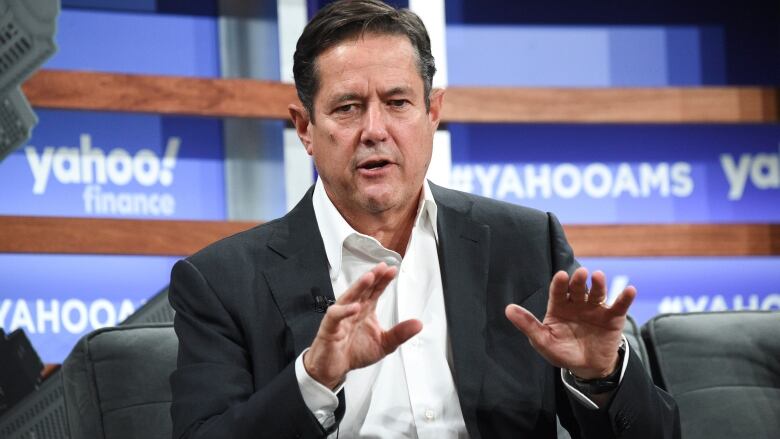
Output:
[424,409,436,421]
[411,338,421,348]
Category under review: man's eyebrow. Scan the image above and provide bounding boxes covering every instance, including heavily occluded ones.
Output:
[382,86,413,97]
[328,93,362,105]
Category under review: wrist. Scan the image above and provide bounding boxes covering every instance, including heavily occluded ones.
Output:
[567,339,626,395]
[303,350,344,390]
[570,357,619,380]
[570,337,625,380]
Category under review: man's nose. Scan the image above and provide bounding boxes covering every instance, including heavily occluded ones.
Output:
[359,102,389,146]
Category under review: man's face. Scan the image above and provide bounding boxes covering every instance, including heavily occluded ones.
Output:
[291,33,443,218]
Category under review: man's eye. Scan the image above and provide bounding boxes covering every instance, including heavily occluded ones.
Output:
[336,104,355,113]
[389,99,408,108]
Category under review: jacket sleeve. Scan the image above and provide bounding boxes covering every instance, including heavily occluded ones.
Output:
[547,213,681,439]
[168,259,343,439]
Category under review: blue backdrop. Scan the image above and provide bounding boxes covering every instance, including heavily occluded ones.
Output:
[0,1,778,363]
[448,124,780,224]
[0,254,179,363]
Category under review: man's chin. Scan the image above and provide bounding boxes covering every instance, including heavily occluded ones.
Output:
[356,188,399,214]
[361,195,395,213]
[357,182,423,214]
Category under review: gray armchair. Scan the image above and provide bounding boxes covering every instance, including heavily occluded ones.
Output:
[61,324,177,439]
[642,311,780,439]
[0,288,175,439]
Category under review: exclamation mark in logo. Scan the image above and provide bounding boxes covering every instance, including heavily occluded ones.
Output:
[159,137,180,187]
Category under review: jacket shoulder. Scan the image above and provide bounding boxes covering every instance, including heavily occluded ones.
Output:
[186,187,318,270]
[185,216,287,272]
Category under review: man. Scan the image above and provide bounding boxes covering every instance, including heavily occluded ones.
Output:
[169,1,680,438]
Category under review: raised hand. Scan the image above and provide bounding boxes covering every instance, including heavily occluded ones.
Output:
[505,267,635,379]
[304,262,423,389]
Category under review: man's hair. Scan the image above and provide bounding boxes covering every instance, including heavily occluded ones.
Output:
[292,0,436,122]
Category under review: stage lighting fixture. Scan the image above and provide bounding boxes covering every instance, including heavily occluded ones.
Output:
[0,0,60,161]
[0,86,37,160]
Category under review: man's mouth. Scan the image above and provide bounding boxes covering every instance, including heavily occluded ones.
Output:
[358,159,392,170]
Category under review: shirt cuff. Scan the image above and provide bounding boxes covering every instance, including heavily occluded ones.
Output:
[560,334,630,410]
[295,348,343,429]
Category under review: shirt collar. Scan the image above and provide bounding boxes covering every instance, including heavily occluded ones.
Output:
[312,178,439,279]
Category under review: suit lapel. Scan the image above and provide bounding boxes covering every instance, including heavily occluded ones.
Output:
[432,184,491,437]
[264,188,335,356]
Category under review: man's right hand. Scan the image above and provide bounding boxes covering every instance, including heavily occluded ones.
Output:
[303,262,422,389]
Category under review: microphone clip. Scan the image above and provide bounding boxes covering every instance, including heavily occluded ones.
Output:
[312,289,335,313]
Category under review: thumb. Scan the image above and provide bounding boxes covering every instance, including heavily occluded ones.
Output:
[381,319,423,354]
[505,304,549,347]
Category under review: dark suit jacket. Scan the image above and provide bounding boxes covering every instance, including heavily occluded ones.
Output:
[169,183,680,439]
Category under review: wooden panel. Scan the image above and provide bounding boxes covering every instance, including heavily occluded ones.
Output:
[42,364,60,380]
[442,87,779,123]
[1,216,778,257]
[0,216,258,256]
[22,69,298,119]
[22,70,779,123]
[565,223,780,257]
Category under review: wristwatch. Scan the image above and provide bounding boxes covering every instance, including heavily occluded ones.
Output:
[567,339,626,395]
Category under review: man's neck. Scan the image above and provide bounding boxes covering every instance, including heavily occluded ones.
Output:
[335,193,422,256]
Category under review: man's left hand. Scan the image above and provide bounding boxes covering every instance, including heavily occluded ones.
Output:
[505,267,635,379]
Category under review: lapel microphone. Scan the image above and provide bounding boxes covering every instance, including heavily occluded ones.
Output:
[311,287,335,313]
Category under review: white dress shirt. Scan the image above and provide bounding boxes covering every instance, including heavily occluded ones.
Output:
[296,178,468,438]
[294,178,628,437]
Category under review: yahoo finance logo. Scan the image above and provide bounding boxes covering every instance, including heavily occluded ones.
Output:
[24,134,181,217]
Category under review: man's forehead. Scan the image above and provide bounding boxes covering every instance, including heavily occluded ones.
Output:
[315,34,422,101]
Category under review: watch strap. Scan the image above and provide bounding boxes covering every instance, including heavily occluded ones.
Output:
[567,339,626,395]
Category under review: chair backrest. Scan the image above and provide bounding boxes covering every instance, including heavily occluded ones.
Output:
[120,287,174,326]
[0,370,70,439]
[61,324,177,439]
[642,311,780,439]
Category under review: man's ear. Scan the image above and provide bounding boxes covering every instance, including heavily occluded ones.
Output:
[428,88,445,131]
[288,104,314,155]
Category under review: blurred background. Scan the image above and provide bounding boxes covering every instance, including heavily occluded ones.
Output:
[0,0,778,365]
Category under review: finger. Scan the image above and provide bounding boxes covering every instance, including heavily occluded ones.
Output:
[609,285,637,317]
[587,270,607,305]
[505,304,550,348]
[339,262,391,304]
[338,269,378,304]
[549,271,570,310]
[319,302,361,334]
[381,319,423,353]
[568,267,590,303]
[367,264,398,304]
[369,261,391,278]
